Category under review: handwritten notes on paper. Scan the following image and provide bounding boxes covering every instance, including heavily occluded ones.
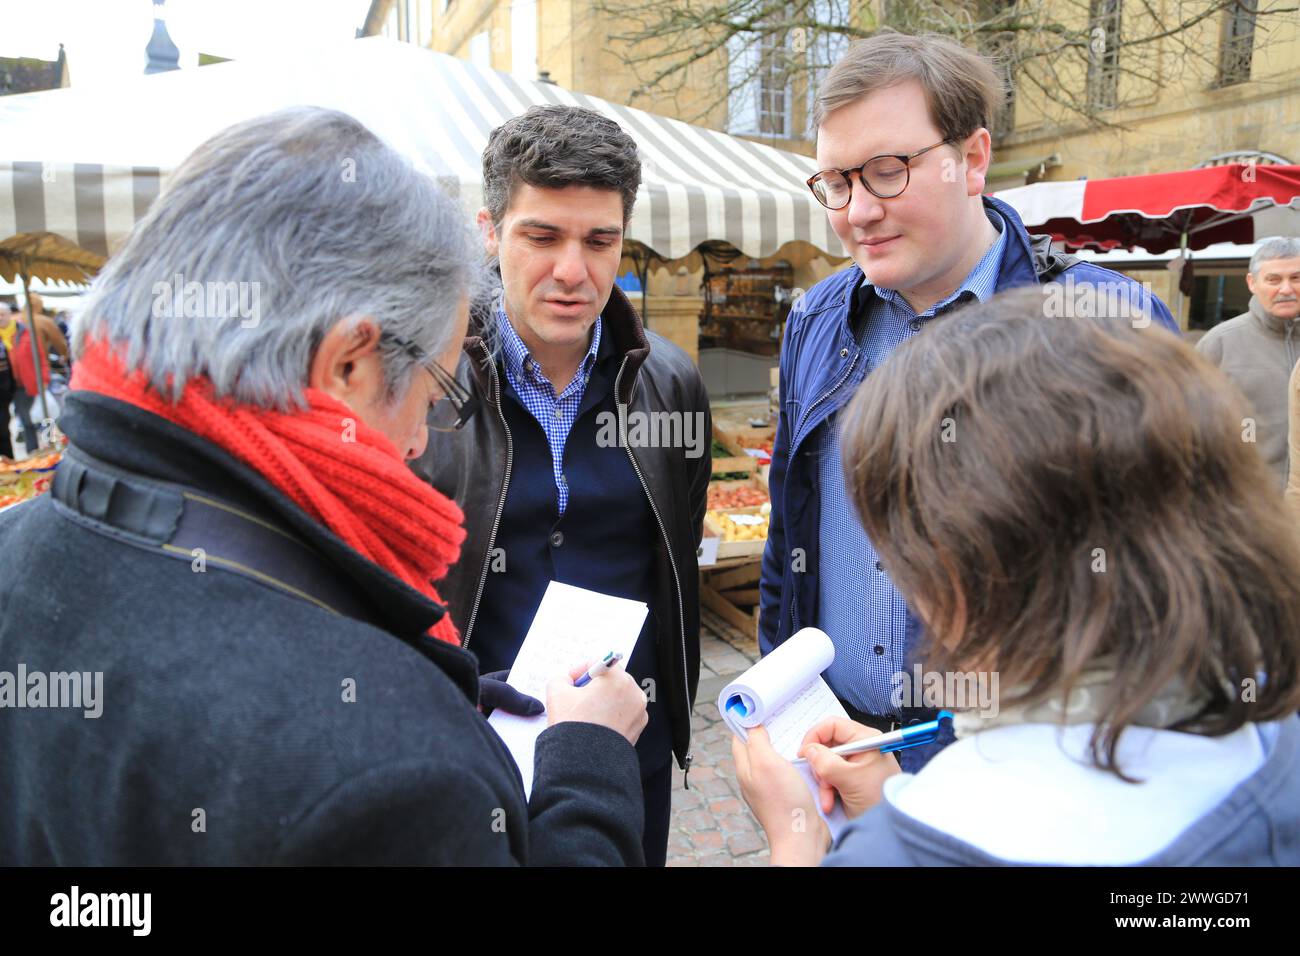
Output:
[487,581,648,799]
[717,628,850,838]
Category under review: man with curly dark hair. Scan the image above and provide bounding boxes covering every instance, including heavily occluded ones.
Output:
[414,105,711,866]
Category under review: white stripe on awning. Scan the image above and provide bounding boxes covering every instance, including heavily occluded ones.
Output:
[0,164,15,242]
[994,180,1087,228]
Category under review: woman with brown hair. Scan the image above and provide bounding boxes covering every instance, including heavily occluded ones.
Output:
[734,285,1300,866]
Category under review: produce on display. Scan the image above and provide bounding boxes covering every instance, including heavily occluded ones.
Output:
[0,448,63,511]
[707,483,769,510]
[704,502,771,542]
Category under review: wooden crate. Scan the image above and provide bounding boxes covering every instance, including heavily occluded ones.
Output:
[700,558,763,645]
[703,504,768,559]
[710,455,757,477]
[713,420,775,457]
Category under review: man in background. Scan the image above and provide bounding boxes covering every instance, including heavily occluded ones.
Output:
[1,292,69,452]
[1197,237,1300,489]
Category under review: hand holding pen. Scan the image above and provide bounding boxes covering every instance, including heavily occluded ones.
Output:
[793,710,953,762]
[545,652,646,747]
[573,651,624,687]
[793,712,952,819]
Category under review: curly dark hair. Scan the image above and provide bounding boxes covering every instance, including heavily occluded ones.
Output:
[481,105,641,227]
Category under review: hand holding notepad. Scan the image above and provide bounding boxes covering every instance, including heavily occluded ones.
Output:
[488,582,648,799]
[717,627,850,838]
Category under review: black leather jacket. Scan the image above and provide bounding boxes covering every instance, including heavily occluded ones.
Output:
[412,287,711,774]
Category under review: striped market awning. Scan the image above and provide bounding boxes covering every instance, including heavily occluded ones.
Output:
[0,36,842,263]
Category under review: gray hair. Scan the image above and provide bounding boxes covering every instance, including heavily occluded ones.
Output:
[75,106,485,409]
[1249,237,1300,276]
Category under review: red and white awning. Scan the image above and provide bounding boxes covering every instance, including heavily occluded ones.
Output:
[994,164,1300,253]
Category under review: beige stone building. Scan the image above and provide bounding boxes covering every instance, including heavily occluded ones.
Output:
[990,3,1299,332]
[391,0,821,157]
[402,2,1298,181]
[369,1,1299,336]
[994,3,1299,185]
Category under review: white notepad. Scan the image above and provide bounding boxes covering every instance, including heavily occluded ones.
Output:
[717,627,850,838]
[488,581,648,799]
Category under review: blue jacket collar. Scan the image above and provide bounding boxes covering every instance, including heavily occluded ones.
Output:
[987,194,1043,291]
[840,195,1039,332]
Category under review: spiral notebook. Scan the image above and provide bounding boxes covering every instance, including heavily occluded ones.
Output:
[716,627,850,838]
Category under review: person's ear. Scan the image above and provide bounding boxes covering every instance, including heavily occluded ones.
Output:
[477,208,500,258]
[961,128,993,197]
[1246,271,1258,297]
[308,316,385,405]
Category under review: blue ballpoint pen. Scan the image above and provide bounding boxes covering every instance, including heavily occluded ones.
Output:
[791,710,953,763]
[573,651,624,687]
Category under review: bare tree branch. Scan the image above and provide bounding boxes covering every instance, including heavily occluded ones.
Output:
[586,0,1297,140]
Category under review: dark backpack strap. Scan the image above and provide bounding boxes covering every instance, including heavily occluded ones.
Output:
[1029,231,1080,282]
[51,445,382,625]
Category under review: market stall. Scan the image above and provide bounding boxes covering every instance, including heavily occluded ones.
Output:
[698,402,777,647]
[0,38,840,632]
[0,231,100,473]
[994,165,1300,325]
[0,447,61,512]
[0,36,840,267]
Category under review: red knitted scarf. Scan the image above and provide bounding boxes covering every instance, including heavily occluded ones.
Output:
[71,339,466,644]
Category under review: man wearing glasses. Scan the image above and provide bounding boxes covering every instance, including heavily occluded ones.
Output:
[413,105,711,866]
[759,33,1178,771]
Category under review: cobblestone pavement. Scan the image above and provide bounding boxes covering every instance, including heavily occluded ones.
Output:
[666,614,771,867]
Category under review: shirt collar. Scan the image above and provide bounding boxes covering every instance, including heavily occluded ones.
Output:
[862,206,1009,318]
[497,307,603,386]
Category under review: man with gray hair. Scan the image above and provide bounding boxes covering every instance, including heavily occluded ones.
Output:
[0,106,650,865]
[1197,237,1300,487]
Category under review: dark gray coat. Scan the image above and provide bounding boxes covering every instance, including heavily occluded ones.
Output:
[0,392,644,865]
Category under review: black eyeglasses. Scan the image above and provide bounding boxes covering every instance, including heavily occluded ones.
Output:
[383,333,479,432]
[806,139,953,209]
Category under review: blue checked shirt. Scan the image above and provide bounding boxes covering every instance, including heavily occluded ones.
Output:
[819,210,1008,716]
[498,308,602,515]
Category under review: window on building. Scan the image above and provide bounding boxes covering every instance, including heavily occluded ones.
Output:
[757,31,792,136]
[727,8,794,137]
[1086,0,1121,112]
[511,0,538,81]
[469,30,491,69]
[1217,0,1257,86]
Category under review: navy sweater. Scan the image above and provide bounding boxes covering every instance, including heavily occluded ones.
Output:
[472,324,671,773]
